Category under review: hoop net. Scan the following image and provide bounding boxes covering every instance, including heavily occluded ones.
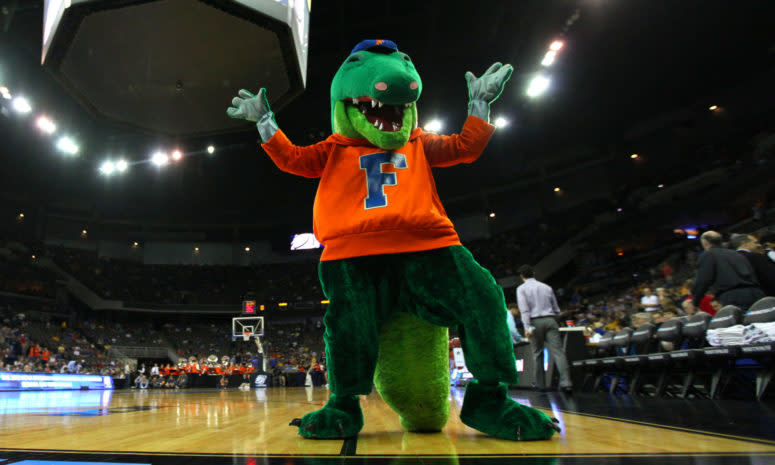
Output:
[242,331,251,342]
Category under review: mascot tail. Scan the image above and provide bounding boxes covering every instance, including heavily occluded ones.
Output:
[374,312,450,432]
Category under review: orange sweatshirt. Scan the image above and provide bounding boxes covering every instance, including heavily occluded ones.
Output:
[262,116,495,261]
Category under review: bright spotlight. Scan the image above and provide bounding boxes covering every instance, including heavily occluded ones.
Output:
[630,153,639,159]
[99,161,115,175]
[708,105,718,111]
[171,150,183,161]
[489,212,496,218]
[116,159,128,172]
[56,137,79,155]
[424,119,443,132]
[151,151,169,166]
[658,184,664,189]
[549,40,564,51]
[207,145,215,154]
[554,187,561,192]
[36,116,57,134]
[12,96,32,114]
[541,50,557,67]
[0,86,11,99]
[526,75,550,98]
[244,246,251,252]
[494,116,509,128]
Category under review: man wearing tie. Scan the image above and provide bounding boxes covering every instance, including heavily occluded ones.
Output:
[516,265,572,393]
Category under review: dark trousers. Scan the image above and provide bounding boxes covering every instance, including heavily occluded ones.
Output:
[719,287,765,311]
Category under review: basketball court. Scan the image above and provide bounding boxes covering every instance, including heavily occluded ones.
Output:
[0,387,773,464]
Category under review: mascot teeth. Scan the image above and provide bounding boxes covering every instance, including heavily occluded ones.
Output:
[377,101,384,108]
[371,100,377,108]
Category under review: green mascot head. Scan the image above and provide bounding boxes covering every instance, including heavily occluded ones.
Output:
[331,40,422,150]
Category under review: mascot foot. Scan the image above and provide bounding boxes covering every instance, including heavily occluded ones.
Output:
[460,381,560,441]
[293,394,364,439]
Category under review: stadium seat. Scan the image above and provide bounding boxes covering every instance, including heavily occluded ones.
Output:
[625,323,657,395]
[605,327,633,394]
[739,297,775,400]
[647,318,684,396]
[669,312,712,398]
[574,331,614,391]
[702,305,742,398]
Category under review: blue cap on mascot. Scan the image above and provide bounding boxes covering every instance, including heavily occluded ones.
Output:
[350,39,399,55]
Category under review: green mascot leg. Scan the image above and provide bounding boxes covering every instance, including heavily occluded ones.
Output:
[401,246,560,441]
[374,312,450,432]
[297,393,364,439]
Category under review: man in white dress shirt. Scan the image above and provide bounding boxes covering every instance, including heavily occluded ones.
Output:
[516,265,572,393]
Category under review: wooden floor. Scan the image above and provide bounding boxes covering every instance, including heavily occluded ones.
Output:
[0,387,774,464]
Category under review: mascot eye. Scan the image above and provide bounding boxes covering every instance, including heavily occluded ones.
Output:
[402,55,411,62]
[346,56,361,63]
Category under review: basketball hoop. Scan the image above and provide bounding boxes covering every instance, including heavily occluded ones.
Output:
[242,331,251,342]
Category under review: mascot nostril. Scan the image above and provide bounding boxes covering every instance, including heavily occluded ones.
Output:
[227,39,559,442]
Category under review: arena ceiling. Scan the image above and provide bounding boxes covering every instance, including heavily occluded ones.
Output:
[0,0,773,232]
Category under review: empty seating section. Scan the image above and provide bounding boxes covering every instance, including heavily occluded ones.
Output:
[572,297,775,400]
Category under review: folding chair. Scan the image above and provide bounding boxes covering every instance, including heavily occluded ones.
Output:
[702,305,742,398]
[739,297,775,400]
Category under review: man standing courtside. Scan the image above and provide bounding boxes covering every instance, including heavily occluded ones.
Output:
[516,265,572,393]
[730,234,775,296]
[692,231,764,310]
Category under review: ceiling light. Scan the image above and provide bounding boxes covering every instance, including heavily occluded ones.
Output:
[36,115,57,134]
[549,40,564,51]
[12,96,32,114]
[151,151,169,166]
[207,145,215,154]
[709,105,718,111]
[56,137,79,155]
[424,119,443,132]
[116,159,128,172]
[171,150,183,161]
[630,153,639,159]
[494,116,509,128]
[526,75,550,98]
[541,50,557,67]
[99,161,115,175]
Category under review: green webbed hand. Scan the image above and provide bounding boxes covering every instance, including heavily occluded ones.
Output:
[465,62,514,122]
[226,88,279,143]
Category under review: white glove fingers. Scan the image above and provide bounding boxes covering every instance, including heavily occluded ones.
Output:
[231,97,244,107]
[226,107,244,118]
[238,89,255,99]
[484,62,502,76]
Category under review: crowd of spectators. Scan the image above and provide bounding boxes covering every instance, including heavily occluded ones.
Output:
[536,229,775,341]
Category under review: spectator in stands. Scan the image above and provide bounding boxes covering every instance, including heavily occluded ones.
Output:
[135,373,149,389]
[630,312,652,329]
[516,264,572,393]
[731,234,775,296]
[639,288,660,312]
[692,231,764,310]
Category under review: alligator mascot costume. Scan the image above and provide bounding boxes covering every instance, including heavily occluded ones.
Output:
[227,39,560,441]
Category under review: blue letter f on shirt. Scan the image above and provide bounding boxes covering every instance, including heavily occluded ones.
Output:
[359,152,407,209]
